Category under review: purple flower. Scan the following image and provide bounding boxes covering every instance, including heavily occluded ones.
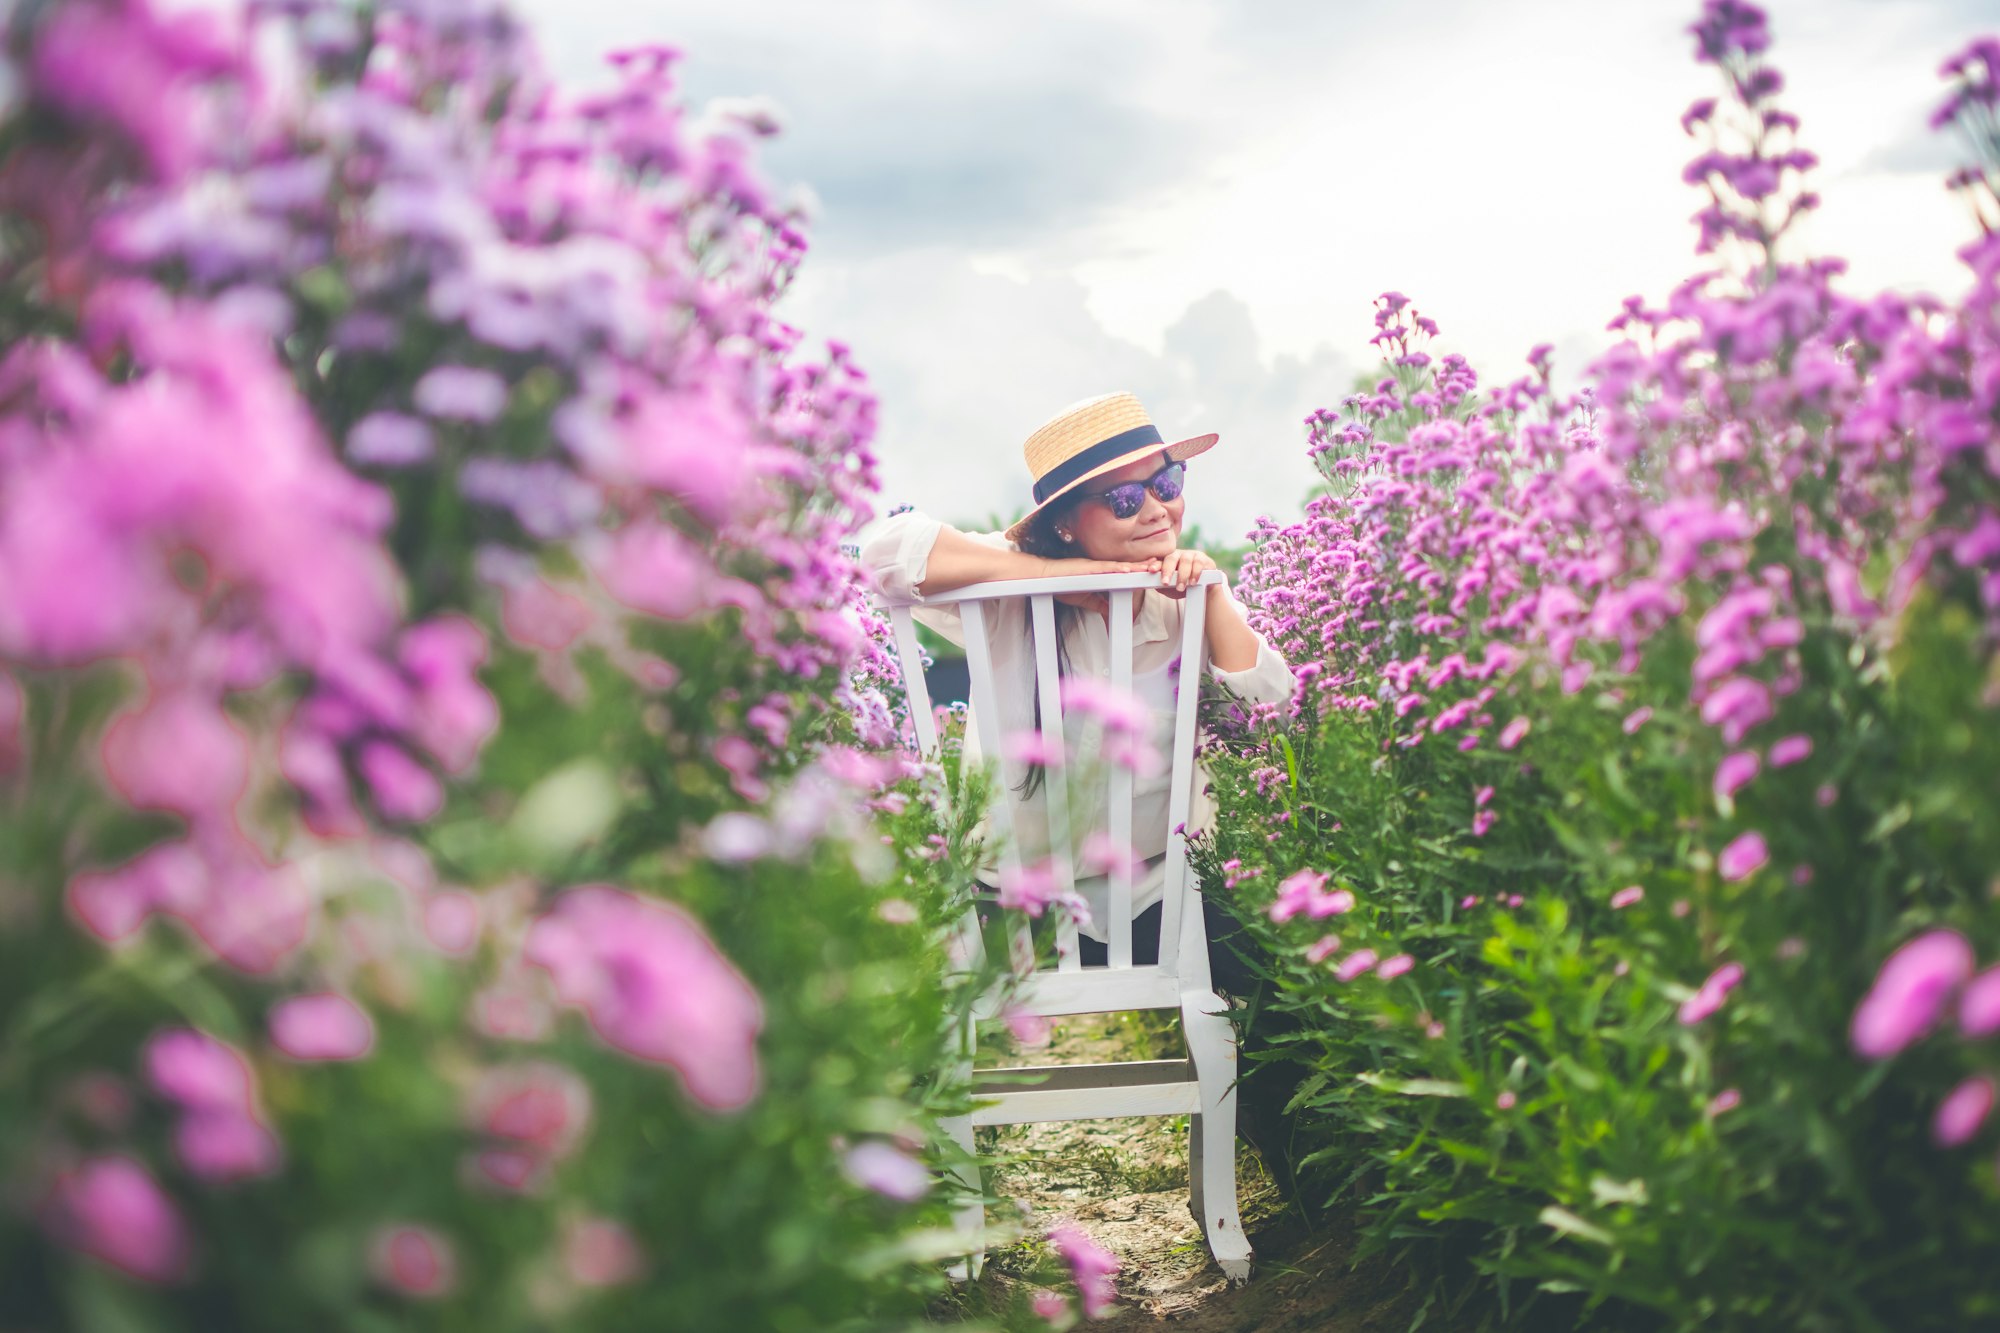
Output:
[1850,930,1976,1060]
[413,365,509,422]
[1610,885,1645,910]
[1706,1087,1742,1117]
[1376,953,1415,980]
[1716,831,1769,882]
[347,411,434,467]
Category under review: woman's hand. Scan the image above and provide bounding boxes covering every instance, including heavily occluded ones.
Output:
[1155,548,1220,598]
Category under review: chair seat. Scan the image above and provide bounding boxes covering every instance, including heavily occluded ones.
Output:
[971,1059,1200,1126]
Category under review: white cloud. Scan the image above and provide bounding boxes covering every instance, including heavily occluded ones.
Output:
[515,0,1995,547]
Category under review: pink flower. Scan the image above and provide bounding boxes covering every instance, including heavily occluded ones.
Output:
[562,1216,644,1287]
[1933,1075,1996,1147]
[1495,1090,1517,1111]
[525,886,764,1110]
[1004,729,1067,769]
[500,578,593,651]
[1678,961,1745,1025]
[1268,869,1353,922]
[1474,785,1495,808]
[1959,966,2000,1037]
[1080,831,1147,881]
[41,1156,191,1284]
[1851,930,1976,1059]
[1699,677,1773,744]
[1610,886,1645,909]
[1716,831,1769,882]
[1706,1088,1742,1117]
[1376,953,1415,980]
[1005,1005,1053,1048]
[358,741,444,823]
[1048,1223,1120,1319]
[174,1111,282,1182]
[1497,716,1531,749]
[1031,1288,1072,1322]
[1471,809,1497,837]
[371,1224,457,1299]
[1713,751,1759,800]
[269,992,375,1061]
[1621,706,1653,734]
[399,617,498,775]
[469,1062,592,1161]
[1767,734,1813,767]
[595,521,710,620]
[1334,949,1380,982]
[422,891,482,955]
[1059,678,1149,734]
[144,1029,256,1114]
[998,861,1064,917]
[1305,934,1343,963]
[101,690,249,822]
[842,1141,931,1202]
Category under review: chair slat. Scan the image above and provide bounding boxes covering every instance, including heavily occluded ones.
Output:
[1029,595,1080,973]
[958,601,1022,896]
[1106,588,1135,969]
[887,606,938,757]
[1158,581,1210,974]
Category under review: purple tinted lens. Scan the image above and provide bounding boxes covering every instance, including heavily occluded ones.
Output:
[1104,484,1146,518]
[1152,463,1185,502]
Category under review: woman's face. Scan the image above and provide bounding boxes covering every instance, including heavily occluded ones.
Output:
[1060,450,1184,562]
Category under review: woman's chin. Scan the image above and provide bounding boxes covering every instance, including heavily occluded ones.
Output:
[1126,529,1178,559]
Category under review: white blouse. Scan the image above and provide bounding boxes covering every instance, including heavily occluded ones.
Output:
[859,509,1295,941]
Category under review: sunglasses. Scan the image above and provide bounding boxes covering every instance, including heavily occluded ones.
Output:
[1076,461,1187,520]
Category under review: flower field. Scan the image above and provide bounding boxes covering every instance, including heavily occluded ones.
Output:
[1198,9,2000,1329]
[1,0,1997,1330]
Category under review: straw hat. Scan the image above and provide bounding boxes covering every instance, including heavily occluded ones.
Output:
[1002,391,1217,544]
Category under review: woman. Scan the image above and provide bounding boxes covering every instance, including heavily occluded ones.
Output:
[859,390,1295,973]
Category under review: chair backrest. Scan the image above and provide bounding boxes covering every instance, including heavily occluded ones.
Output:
[876,570,1224,989]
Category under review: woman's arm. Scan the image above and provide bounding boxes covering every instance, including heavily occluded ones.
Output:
[861,509,1161,601]
[1201,580,1263,673]
[920,526,1163,596]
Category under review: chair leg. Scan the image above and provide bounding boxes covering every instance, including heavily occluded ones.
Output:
[1183,994,1253,1284]
[941,1110,985,1282]
[942,1010,985,1282]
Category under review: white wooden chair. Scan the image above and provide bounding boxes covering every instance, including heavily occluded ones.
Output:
[877,569,1253,1284]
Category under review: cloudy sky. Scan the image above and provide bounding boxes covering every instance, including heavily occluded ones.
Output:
[522,0,1996,541]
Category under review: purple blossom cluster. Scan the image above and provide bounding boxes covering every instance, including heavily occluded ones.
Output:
[0,0,928,1302]
[1238,6,2000,864]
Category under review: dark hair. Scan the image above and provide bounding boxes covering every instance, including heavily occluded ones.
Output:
[1012,500,1087,799]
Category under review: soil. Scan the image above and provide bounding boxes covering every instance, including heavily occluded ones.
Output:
[943,1013,1418,1331]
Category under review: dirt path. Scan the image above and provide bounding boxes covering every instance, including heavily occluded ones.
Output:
[946,1014,1416,1330]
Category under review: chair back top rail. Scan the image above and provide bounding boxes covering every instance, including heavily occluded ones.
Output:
[876,567,1223,983]
[876,568,1224,608]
